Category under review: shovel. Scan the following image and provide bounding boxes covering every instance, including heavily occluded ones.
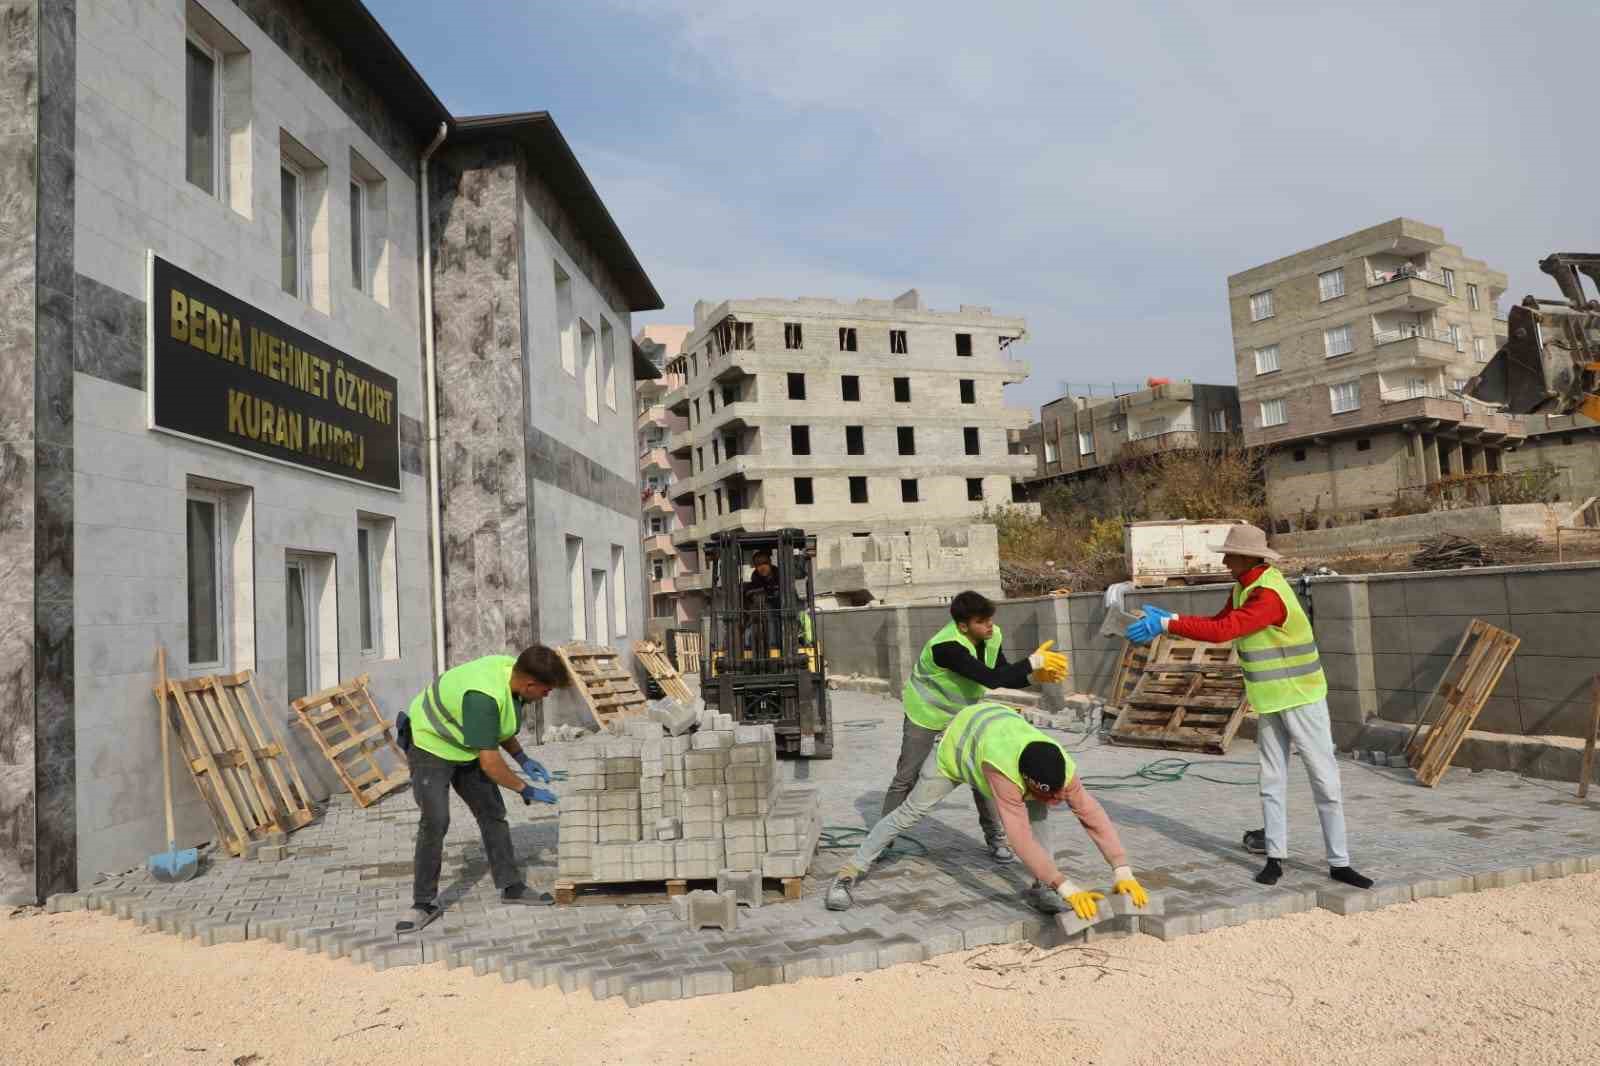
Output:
[148,646,200,882]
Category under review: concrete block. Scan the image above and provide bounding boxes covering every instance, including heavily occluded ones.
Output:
[656,817,681,841]
[45,893,87,913]
[961,922,1011,949]
[590,969,631,1000]
[1316,883,1413,915]
[670,895,692,922]
[680,964,736,998]
[1531,858,1587,881]
[717,868,763,908]
[1474,867,1534,892]
[874,935,927,967]
[726,958,787,991]
[693,730,734,751]
[1409,874,1474,900]
[763,851,809,878]
[684,889,738,931]
[827,941,880,975]
[782,953,836,982]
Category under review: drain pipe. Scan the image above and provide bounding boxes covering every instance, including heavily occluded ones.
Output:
[420,121,448,673]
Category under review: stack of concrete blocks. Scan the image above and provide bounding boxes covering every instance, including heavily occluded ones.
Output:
[761,783,824,879]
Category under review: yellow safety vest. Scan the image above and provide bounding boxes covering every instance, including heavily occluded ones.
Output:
[407,655,520,762]
[936,701,1073,799]
[903,620,1002,731]
[1234,567,1327,715]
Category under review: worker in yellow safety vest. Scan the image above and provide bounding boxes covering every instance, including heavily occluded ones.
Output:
[827,701,1149,918]
[889,590,1067,864]
[1126,524,1374,891]
[393,645,573,933]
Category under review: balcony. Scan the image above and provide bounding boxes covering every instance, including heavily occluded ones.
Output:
[1117,429,1208,460]
[1368,268,1451,309]
[649,575,677,596]
[668,428,693,456]
[708,349,756,383]
[642,532,674,556]
[640,447,671,473]
[671,523,702,548]
[664,384,689,415]
[676,570,712,593]
[641,490,674,516]
[1371,327,1460,367]
[636,403,668,430]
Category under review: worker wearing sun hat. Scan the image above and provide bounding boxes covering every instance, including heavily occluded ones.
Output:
[1125,524,1373,891]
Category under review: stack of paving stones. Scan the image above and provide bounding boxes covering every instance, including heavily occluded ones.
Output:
[557,712,822,885]
[45,690,1600,1007]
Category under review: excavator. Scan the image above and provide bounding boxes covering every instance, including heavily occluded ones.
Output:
[1465,253,1600,417]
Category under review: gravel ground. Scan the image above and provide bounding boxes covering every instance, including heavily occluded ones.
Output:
[6,871,1599,1066]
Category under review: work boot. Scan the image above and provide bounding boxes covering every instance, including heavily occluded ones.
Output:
[824,871,856,911]
[396,902,441,934]
[987,839,1017,865]
[1242,828,1266,855]
[501,882,554,906]
[1023,881,1069,915]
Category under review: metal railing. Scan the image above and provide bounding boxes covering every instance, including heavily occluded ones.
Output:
[1369,266,1448,287]
[1373,326,1456,348]
[1378,385,1447,403]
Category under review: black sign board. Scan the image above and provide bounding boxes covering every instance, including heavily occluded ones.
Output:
[146,254,401,491]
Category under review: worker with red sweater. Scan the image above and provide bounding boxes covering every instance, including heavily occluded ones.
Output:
[1126,524,1373,891]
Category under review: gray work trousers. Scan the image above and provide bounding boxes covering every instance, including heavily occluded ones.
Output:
[409,746,520,907]
[881,714,1004,845]
[1257,697,1350,867]
[854,751,1047,873]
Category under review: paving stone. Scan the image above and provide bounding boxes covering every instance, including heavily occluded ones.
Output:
[1409,874,1476,900]
[1473,867,1534,892]
[1316,883,1414,916]
[717,869,763,909]
[45,892,87,913]
[782,953,837,982]
[625,971,684,1006]
[685,889,738,931]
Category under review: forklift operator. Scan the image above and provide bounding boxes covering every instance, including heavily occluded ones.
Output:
[743,551,783,654]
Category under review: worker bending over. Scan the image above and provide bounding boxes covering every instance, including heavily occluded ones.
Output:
[829,700,1147,918]
[890,590,1067,864]
[1126,524,1373,890]
[395,645,571,933]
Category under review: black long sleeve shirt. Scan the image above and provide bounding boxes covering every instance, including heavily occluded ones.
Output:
[930,637,1034,690]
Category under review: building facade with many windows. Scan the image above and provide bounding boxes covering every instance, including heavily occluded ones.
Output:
[633,325,696,635]
[1229,219,1522,527]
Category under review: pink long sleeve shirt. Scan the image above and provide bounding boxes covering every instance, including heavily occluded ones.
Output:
[982,765,1127,889]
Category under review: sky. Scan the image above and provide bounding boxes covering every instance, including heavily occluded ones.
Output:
[370,0,1600,414]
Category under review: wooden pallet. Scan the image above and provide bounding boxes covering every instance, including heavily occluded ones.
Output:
[632,640,696,704]
[1404,619,1521,787]
[155,669,316,857]
[1107,637,1249,754]
[290,674,410,808]
[555,642,649,731]
[552,875,803,906]
[669,630,704,673]
[1110,640,1153,708]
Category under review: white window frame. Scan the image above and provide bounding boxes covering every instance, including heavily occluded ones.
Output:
[185,32,225,198]
[1475,337,1489,363]
[1260,399,1287,428]
[580,318,599,423]
[349,177,368,295]
[590,567,611,645]
[1452,324,1465,353]
[1329,380,1360,414]
[601,318,618,411]
[1468,283,1480,311]
[1209,408,1227,433]
[1254,344,1279,375]
[356,523,381,655]
[1249,290,1274,321]
[1442,268,1456,296]
[567,537,586,641]
[610,544,627,637]
[280,158,309,300]
[186,489,229,671]
[1323,324,1354,358]
[1043,439,1059,463]
[1077,429,1094,456]
[554,261,575,376]
[1318,268,1345,302]
[284,556,319,700]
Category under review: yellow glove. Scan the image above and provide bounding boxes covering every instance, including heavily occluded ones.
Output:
[1029,640,1069,684]
[1056,880,1105,920]
[1112,868,1148,909]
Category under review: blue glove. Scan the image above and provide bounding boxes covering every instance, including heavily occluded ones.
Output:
[1125,606,1175,646]
[520,785,558,806]
[516,752,551,784]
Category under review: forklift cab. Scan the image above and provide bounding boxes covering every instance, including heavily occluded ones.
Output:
[700,529,831,758]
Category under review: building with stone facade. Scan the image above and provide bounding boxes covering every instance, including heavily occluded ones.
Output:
[1230,219,1523,528]
[0,0,660,905]
[634,325,697,635]
[664,291,1034,607]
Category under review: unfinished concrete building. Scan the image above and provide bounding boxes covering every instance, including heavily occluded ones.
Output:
[664,291,1033,606]
[634,325,697,636]
[1231,219,1524,528]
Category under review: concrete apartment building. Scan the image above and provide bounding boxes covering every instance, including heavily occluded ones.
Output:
[1021,381,1241,488]
[1230,219,1523,527]
[664,291,1034,606]
[634,325,697,635]
[1,0,659,904]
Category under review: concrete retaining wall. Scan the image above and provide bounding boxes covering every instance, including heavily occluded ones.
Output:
[1270,503,1561,555]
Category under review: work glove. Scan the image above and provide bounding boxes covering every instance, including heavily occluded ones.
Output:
[1055,879,1105,921]
[1125,605,1176,646]
[516,752,551,784]
[1111,865,1148,909]
[520,784,558,806]
[1028,640,1069,684]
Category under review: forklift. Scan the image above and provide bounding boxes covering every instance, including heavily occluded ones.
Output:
[700,528,832,758]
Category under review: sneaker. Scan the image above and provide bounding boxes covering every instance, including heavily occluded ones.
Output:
[1023,882,1069,915]
[501,883,554,906]
[1242,828,1266,855]
[988,841,1017,865]
[824,873,856,911]
[396,902,440,934]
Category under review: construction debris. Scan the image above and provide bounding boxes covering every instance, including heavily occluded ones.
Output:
[1410,533,1543,571]
[1404,619,1521,787]
[290,675,409,808]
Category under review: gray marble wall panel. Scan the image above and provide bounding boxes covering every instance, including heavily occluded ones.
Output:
[524,425,641,519]
[73,273,143,390]
[398,413,423,476]
[430,142,535,662]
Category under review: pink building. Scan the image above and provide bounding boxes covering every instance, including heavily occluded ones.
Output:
[635,326,700,634]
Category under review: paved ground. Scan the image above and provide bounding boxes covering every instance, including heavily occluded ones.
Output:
[53,689,1600,1006]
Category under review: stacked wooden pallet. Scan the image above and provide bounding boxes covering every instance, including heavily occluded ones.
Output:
[1404,619,1521,787]
[632,640,696,704]
[1107,637,1250,754]
[555,642,649,731]
[291,674,410,807]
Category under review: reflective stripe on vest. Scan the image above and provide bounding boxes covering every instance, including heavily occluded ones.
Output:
[936,701,1073,800]
[407,655,518,761]
[1234,567,1327,714]
[902,620,1002,731]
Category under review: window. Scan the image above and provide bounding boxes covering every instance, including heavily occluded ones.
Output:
[285,553,337,704]
[649,516,664,534]
[964,427,980,455]
[695,447,704,472]
[890,329,908,354]
[959,379,976,404]
[721,385,737,407]
[611,545,627,637]
[714,488,723,514]
[1442,268,1456,296]
[1330,381,1360,414]
[1468,283,1480,310]
[356,524,379,654]
[1293,448,1306,462]
[567,537,586,640]
[1356,439,1372,452]
[1254,345,1279,375]
[590,567,610,645]
[1475,337,1489,362]
[967,477,984,502]
[785,322,803,349]
[1318,268,1345,301]
[1260,399,1287,427]
[693,399,701,425]
[697,495,706,522]
[1249,290,1274,321]
[1209,408,1228,433]
[279,163,303,298]
[896,427,915,455]
[554,261,575,374]
[731,321,753,350]
[842,375,860,402]
[1044,440,1059,463]
[838,327,857,352]
[1077,429,1094,455]
[279,132,328,310]
[348,180,365,292]
[349,151,389,304]
[846,426,865,455]
[791,425,811,455]
[849,476,869,504]
[580,319,599,422]
[186,10,250,214]
[186,491,227,668]
[652,559,665,581]
[893,377,911,403]
[794,477,814,505]
[901,479,919,503]
[712,439,720,465]
[1452,324,1465,353]
[786,372,806,400]
[601,319,617,410]
[1452,378,1469,394]
[1323,324,1353,357]
[955,333,973,357]
[185,38,221,195]
[709,390,717,413]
